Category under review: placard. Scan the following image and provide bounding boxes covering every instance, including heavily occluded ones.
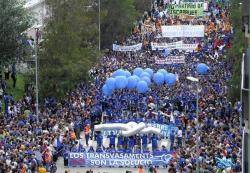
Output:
[155,56,185,64]
[112,43,142,52]
[167,2,204,16]
[161,25,204,37]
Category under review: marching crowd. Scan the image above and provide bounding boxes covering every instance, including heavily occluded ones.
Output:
[0,0,242,172]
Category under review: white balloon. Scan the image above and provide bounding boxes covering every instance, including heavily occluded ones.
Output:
[140,127,161,135]
[121,122,146,137]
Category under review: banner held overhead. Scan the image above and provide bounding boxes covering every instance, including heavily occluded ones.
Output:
[112,43,142,52]
[167,2,204,16]
[161,25,204,38]
[155,56,185,64]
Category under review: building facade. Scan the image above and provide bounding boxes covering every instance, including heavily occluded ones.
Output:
[24,0,48,39]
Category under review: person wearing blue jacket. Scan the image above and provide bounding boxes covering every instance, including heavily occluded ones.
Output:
[151,134,158,151]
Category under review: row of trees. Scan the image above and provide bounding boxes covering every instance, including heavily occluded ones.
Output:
[226,0,243,102]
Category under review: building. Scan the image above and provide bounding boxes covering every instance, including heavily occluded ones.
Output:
[24,0,48,39]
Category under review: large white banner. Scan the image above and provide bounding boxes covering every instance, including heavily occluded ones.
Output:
[151,41,198,51]
[155,56,185,64]
[112,43,142,52]
[161,25,204,37]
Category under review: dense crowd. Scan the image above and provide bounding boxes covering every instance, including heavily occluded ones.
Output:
[0,0,242,172]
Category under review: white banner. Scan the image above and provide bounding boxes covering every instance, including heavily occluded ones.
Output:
[151,41,183,50]
[161,25,204,37]
[181,43,198,51]
[151,41,198,51]
[204,1,208,11]
[155,56,185,64]
[112,43,142,52]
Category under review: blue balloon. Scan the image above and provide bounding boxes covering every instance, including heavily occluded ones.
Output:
[165,73,176,86]
[132,75,140,82]
[162,49,169,57]
[102,84,112,96]
[113,69,126,77]
[136,81,149,93]
[105,77,116,90]
[196,63,209,75]
[133,67,144,77]
[127,76,138,89]
[125,70,131,78]
[115,76,128,89]
[157,69,168,78]
[144,68,154,77]
[141,76,151,86]
[140,72,151,79]
[153,72,165,86]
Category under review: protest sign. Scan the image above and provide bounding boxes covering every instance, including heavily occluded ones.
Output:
[112,43,142,52]
[68,152,173,167]
[155,56,185,64]
[161,25,204,37]
[181,43,198,51]
[167,2,204,16]
[151,41,197,51]
[151,41,183,50]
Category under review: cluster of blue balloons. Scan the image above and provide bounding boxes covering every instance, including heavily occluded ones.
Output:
[102,68,177,96]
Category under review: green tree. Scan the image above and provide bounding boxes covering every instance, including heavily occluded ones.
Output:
[226,0,243,102]
[0,0,32,71]
[134,0,152,14]
[39,0,99,99]
[100,0,138,49]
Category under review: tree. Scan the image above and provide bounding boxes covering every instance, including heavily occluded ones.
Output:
[0,0,32,72]
[100,0,138,49]
[134,0,152,14]
[39,0,99,99]
[226,0,243,102]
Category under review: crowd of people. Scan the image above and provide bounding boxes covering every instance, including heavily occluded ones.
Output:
[0,0,242,172]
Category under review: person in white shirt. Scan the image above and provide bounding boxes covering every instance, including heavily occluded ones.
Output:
[177,128,182,147]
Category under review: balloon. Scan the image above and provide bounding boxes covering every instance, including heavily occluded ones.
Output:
[133,67,144,77]
[113,69,126,77]
[157,69,168,78]
[140,72,151,79]
[127,76,138,89]
[102,84,112,96]
[162,49,169,57]
[105,77,116,90]
[132,75,140,82]
[144,68,154,77]
[165,73,176,86]
[141,76,151,86]
[136,81,149,93]
[125,70,131,78]
[196,63,209,75]
[153,72,165,86]
[115,76,128,89]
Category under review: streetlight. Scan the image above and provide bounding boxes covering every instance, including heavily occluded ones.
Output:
[34,28,39,118]
[186,76,200,171]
